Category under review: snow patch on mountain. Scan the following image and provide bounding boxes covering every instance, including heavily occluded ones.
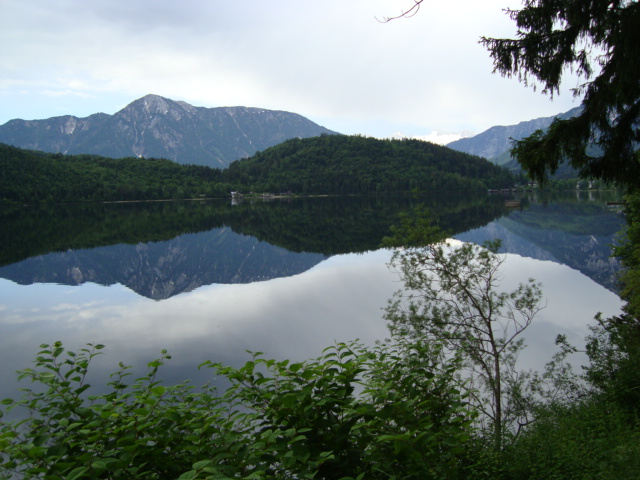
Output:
[389,130,474,146]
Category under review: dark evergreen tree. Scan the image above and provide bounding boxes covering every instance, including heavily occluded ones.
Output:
[480,0,640,189]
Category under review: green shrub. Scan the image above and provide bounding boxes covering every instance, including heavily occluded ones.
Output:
[1,340,481,480]
[502,399,640,480]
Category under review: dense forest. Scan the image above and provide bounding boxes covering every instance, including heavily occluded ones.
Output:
[0,143,227,204]
[224,134,514,194]
[0,136,515,205]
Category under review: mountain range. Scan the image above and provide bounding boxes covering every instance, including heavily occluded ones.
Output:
[447,106,582,165]
[0,93,584,172]
[0,94,337,168]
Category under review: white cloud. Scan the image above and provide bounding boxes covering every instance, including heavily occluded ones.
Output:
[0,0,581,136]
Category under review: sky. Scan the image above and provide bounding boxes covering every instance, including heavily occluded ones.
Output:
[0,0,583,142]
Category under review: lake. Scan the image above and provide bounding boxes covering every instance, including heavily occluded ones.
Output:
[0,192,626,402]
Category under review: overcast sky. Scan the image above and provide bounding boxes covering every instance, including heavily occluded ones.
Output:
[1,0,582,142]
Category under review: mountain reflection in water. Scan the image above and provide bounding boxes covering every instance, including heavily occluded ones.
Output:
[0,192,626,298]
[0,192,627,403]
[456,198,625,292]
[0,228,327,300]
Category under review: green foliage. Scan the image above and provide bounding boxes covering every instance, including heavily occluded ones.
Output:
[1,137,515,205]
[1,340,479,480]
[583,313,640,416]
[587,193,640,415]
[502,399,640,480]
[225,135,515,195]
[502,311,640,479]
[499,196,640,478]
[481,1,640,189]
[0,343,234,480]
[481,8,640,471]
[614,193,640,318]
[0,143,232,205]
[2,198,638,478]
[383,209,544,449]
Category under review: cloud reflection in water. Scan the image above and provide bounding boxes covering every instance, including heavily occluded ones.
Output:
[0,248,623,401]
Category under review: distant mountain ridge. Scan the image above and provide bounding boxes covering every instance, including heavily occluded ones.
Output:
[0,94,338,168]
[447,107,582,164]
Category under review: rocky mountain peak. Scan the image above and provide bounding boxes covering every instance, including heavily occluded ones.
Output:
[117,94,192,122]
[141,94,172,114]
[0,94,338,168]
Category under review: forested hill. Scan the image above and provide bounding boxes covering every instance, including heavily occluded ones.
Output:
[225,135,514,194]
[0,136,514,205]
[0,143,226,204]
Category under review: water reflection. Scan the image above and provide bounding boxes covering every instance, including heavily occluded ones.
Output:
[0,192,627,404]
[0,192,625,298]
[0,249,623,403]
[456,199,625,292]
[0,194,508,299]
[0,228,327,299]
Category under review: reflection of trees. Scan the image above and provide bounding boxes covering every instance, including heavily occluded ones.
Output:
[0,202,230,266]
[224,194,509,255]
[0,194,509,266]
[0,192,624,296]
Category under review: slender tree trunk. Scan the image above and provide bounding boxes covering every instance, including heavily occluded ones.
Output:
[494,350,502,450]
[487,320,502,451]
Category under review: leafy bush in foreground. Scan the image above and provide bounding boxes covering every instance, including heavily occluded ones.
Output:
[0,340,478,480]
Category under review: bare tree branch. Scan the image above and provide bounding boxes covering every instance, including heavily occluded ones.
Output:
[377,0,425,23]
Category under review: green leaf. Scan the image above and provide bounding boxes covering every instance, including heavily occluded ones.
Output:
[91,460,108,470]
[66,466,88,480]
[192,459,213,470]
[288,362,303,373]
[74,384,91,395]
[178,471,197,480]
[152,385,166,396]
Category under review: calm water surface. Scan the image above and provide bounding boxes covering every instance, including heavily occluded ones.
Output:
[0,193,626,401]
